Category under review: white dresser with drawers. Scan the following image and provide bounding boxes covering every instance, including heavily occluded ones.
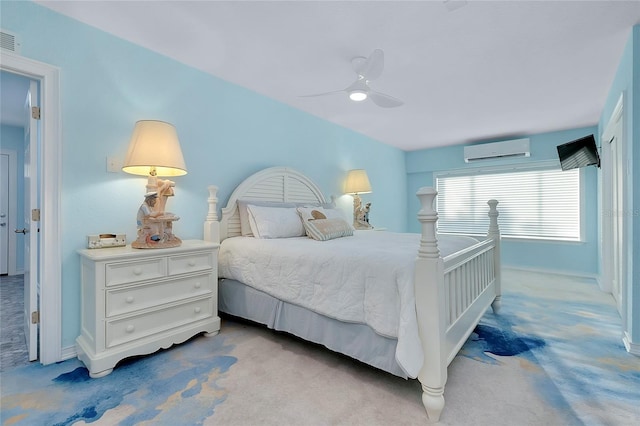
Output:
[76,239,220,378]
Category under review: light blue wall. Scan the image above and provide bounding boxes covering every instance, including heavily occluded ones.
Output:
[405,126,600,275]
[0,125,25,272]
[2,2,407,349]
[598,25,639,348]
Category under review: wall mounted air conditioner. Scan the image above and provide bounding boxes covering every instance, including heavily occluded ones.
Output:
[464,138,530,162]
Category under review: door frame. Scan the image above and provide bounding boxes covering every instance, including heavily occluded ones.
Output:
[601,93,628,335]
[0,148,18,276]
[1,51,62,365]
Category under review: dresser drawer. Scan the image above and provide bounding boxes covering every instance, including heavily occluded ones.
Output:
[168,251,214,276]
[106,297,214,348]
[105,273,213,317]
[105,258,166,287]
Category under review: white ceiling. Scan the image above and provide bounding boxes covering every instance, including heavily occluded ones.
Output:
[7,1,640,151]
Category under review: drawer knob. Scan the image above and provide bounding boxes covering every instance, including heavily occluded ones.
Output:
[125,325,135,333]
[194,282,201,289]
[132,267,143,275]
[125,296,134,304]
[188,260,197,267]
[194,307,201,314]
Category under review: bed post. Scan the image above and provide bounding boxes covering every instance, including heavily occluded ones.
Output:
[414,187,446,423]
[204,185,220,244]
[487,199,501,313]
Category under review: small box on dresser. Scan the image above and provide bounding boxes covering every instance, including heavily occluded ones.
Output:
[76,239,220,378]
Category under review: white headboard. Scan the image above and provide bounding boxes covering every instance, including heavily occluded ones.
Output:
[204,167,328,243]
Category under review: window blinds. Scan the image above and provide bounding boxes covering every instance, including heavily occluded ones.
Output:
[436,168,580,241]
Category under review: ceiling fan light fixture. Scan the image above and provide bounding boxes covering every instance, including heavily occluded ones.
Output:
[349,90,368,102]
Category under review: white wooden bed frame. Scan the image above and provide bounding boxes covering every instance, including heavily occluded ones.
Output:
[203,167,501,423]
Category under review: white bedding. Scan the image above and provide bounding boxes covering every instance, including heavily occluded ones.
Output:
[218,230,479,378]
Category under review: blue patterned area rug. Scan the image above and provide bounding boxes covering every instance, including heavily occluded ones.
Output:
[0,333,237,425]
[458,271,640,425]
[1,270,639,425]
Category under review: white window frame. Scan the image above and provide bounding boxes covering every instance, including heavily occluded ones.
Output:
[433,160,585,242]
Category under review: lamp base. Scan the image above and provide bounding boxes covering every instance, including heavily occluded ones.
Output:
[133,214,182,249]
[352,194,374,230]
[132,235,182,249]
[353,221,374,230]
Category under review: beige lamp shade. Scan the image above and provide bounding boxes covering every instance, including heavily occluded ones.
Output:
[122,120,187,177]
[344,169,372,194]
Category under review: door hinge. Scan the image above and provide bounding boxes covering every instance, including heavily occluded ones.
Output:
[32,106,41,120]
[31,311,40,324]
[32,208,40,221]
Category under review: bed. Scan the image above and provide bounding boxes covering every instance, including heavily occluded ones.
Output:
[203,167,501,423]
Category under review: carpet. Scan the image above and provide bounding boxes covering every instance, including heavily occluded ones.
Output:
[0,275,29,371]
[1,269,639,425]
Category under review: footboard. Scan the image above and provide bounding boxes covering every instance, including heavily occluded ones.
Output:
[442,233,500,365]
[413,188,500,423]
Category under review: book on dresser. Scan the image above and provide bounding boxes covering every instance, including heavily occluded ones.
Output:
[76,239,220,378]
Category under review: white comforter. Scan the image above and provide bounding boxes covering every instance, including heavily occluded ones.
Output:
[218,230,479,378]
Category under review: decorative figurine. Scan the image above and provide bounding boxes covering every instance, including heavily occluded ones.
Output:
[354,201,374,230]
[133,191,181,249]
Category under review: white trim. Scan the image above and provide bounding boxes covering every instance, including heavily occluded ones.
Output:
[0,148,18,276]
[623,332,640,356]
[503,266,599,283]
[1,52,62,365]
[61,344,78,361]
[602,94,623,143]
[600,92,628,336]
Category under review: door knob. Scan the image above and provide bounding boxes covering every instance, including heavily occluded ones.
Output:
[0,222,6,227]
[15,228,28,234]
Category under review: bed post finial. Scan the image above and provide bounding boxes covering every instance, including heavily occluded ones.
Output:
[487,199,499,238]
[204,185,220,244]
[416,187,440,259]
[415,186,446,422]
[487,199,501,313]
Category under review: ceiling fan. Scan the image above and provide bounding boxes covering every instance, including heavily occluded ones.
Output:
[301,49,403,108]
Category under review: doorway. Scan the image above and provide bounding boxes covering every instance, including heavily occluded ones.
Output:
[1,52,62,365]
[0,71,31,366]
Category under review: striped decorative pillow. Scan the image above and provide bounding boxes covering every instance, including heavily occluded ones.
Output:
[303,218,354,241]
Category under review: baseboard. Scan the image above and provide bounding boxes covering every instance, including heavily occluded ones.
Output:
[502,265,600,282]
[61,344,77,361]
[623,332,640,356]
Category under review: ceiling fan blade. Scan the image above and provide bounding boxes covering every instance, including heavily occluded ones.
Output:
[355,49,384,80]
[299,89,345,98]
[369,91,403,108]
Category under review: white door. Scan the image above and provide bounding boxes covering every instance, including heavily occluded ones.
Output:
[0,154,8,274]
[23,80,39,361]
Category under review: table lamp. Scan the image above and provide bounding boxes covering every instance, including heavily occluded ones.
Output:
[122,120,187,248]
[344,169,374,230]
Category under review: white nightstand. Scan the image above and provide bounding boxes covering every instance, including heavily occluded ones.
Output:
[76,239,220,378]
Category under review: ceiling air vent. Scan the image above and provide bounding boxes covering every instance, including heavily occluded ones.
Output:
[1,30,21,53]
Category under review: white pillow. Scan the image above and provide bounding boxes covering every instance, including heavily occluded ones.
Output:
[237,200,296,236]
[246,204,305,239]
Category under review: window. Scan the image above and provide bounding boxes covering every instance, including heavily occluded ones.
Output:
[435,165,581,241]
